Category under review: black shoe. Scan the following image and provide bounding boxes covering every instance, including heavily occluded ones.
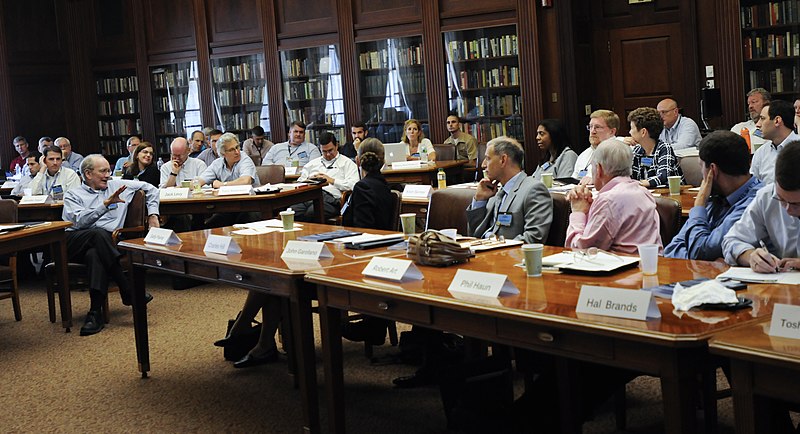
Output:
[214,333,247,348]
[120,291,153,306]
[342,319,386,346]
[80,311,105,336]
[392,372,436,389]
[233,348,279,368]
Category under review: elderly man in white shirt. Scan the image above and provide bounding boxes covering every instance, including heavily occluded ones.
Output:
[731,88,771,153]
[752,100,799,184]
[159,137,208,188]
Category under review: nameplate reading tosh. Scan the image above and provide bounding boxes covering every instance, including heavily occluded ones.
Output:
[448,269,519,299]
[362,257,422,282]
[576,285,661,320]
[769,304,800,340]
[203,234,241,255]
[281,240,333,261]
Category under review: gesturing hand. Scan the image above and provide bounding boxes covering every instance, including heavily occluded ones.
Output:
[104,185,127,208]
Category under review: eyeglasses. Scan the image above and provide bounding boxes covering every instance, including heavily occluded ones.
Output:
[586,124,606,132]
[773,195,800,208]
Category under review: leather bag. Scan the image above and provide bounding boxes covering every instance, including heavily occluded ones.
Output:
[407,230,474,267]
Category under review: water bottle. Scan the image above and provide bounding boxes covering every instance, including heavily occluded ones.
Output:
[740,127,751,153]
[420,146,428,162]
[156,158,164,170]
[437,168,447,189]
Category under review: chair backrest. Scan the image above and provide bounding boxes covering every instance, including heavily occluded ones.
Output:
[476,142,487,170]
[545,192,570,247]
[124,190,147,229]
[433,144,455,161]
[679,156,702,186]
[249,155,261,167]
[0,199,18,223]
[390,190,402,231]
[655,196,682,245]
[256,165,285,184]
[425,188,475,235]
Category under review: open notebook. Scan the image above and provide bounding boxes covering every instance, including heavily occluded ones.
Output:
[543,250,639,274]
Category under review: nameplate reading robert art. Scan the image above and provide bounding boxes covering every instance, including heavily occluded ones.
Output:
[362,257,423,282]
[143,227,182,246]
[203,234,242,255]
[402,184,432,199]
[447,269,519,299]
[575,285,661,320]
[769,304,800,340]
[281,240,333,261]
[160,188,190,199]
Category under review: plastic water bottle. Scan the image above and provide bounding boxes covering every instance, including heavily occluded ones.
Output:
[437,168,447,189]
[740,127,751,153]
[420,146,428,162]
[156,158,164,170]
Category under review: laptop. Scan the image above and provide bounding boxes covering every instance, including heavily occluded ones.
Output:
[382,143,408,168]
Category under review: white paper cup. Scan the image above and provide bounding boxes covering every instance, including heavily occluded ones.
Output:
[522,243,544,277]
[400,213,416,236]
[667,176,681,195]
[279,210,295,231]
[22,188,31,197]
[440,228,458,239]
[541,172,554,188]
[638,244,659,275]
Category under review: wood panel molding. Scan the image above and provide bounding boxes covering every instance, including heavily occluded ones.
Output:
[275,0,337,39]
[3,0,66,65]
[518,0,543,173]
[421,0,446,144]
[353,0,419,29]
[0,0,13,165]
[143,0,197,55]
[206,0,263,47]
[716,0,744,127]
[440,0,515,19]
[262,0,286,140]
[90,0,136,64]
[336,0,360,130]
[192,0,214,129]
[131,0,154,142]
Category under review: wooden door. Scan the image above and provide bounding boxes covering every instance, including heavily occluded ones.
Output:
[609,23,685,133]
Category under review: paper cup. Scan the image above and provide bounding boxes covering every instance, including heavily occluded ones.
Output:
[541,172,554,188]
[667,176,681,195]
[280,209,295,231]
[440,228,458,239]
[638,244,659,275]
[400,213,416,236]
[180,180,191,188]
[522,243,544,277]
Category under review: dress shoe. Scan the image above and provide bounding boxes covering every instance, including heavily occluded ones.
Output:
[392,372,436,389]
[120,291,153,306]
[342,319,386,346]
[80,310,105,336]
[233,348,279,368]
[214,333,247,348]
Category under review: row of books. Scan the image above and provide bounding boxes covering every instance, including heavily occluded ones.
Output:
[450,94,521,118]
[361,72,426,97]
[219,112,266,131]
[747,66,800,93]
[286,108,344,127]
[282,57,331,78]
[456,66,520,90]
[743,32,800,59]
[100,139,136,156]
[212,61,266,83]
[362,101,428,123]
[98,118,142,138]
[98,98,138,116]
[358,45,423,70]
[215,86,267,106]
[153,95,190,112]
[741,1,800,28]
[151,68,193,89]
[465,118,524,143]
[446,34,518,62]
[96,75,138,94]
[283,79,329,101]
[306,127,346,147]
[157,117,190,134]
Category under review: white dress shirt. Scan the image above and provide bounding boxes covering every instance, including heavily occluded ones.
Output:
[751,131,800,184]
[298,154,359,199]
[159,157,207,188]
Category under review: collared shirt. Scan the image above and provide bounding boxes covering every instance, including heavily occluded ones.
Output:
[159,157,207,188]
[29,167,82,198]
[571,146,595,179]
[631,140,683,188]
[62,179,160,232]
[722,183,800,265]
[731,119,769,153]
[262,141,321,168]
[242,138,274,163]
[471,172,526,240]
[751,131,800,184]
[532,147,578,180]
[196,147,220,168]
[9,154,30,174]
[62,152,84,173]
[198,155,260,187]
[11,173,36,195]
[444,133,478,162]
[566,176,662,254]
[405,138,434,158]
[659,114,702,151]
[114,155,133,173]
[298,153,359,199]
[665,176,762,260]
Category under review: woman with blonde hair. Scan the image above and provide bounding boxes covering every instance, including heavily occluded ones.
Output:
[402,119,436,161]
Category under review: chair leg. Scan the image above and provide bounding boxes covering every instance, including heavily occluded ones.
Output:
[103,296,110,324]
[46,279,57,324]
[614,384,627,430]
[387,321,398,346]
[10,257,21,321]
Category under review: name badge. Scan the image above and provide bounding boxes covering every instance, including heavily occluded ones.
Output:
[160,188,190,199]
[575,285,660,320]
[496,212,512,226]
[578,170,588,178]
[51,185,63,195]
[402,184,432,199]
[281,240,333,261]
[203,234,242,255]
[298,151,308,159]
[143,227,182,246]
[769,304,800,340]
[641,157,654,167]
[447,269,519,299]
[362,257,423,282]
[218,185,254,196]
[19,195,52,204]
[541,162,551,170]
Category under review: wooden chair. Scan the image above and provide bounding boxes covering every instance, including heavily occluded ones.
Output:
[679,155,702,186]
[545,192,570,247]
[0,199,21,321]
[45,190,148,323]
[425,188,475,234]
[432,144,455,161]
[655,196,682,246]
[249,155,261,167]
[256,164,285,185]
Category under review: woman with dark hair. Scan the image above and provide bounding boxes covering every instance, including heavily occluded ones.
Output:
[342,138,394,230]
[122,142,159,187]
[531,119,578,180]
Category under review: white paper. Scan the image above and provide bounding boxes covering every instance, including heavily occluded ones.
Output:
[233,219,302,229]
[575,285,661,320]
[143,227,182,246]
[447,269,519,298]
[391,161,423,170]
[231,227,280,236]
[19,195,52,204]
[1,181,18,188]
[203,234,242,255]
[402,184,432,199]
[281,240,333,260]
[461,238,524,253]
[218,185,254,196]
[362,257,423,282]
[159,188,190,199]
[717,267,800,284]
[768,304,800,340]
[541,251,639,273]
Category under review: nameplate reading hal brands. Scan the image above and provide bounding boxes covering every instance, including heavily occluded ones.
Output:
[143,227,182,246]
[281,240,333,261]
[402,184,433,200]
[218,185,254,196]
[575,285,661,320]
[392,161,423,170]
[447,269,519,299]
[160,188,190,199]
[362,257,422,282]
[769,304,800,340]
[203,234,242,255]
[19,195,52,204]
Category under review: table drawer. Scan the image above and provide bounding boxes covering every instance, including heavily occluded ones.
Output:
[496,319,614,360]
[143,254,184,273]
[348,291,432,325]
[219,267,271,290]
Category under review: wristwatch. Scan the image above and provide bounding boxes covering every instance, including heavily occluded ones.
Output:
[170,172,178,177]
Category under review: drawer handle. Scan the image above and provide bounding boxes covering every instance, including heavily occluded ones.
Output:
[235,274,244,281]
[155,259,162,267]
[377,302,389,311]
[206,205,215,210]
[537,332,554,343]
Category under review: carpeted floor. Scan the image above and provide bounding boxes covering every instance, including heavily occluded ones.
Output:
[0,272,742,433]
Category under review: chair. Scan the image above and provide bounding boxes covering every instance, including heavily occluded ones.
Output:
[432,144,455,161]
[256,165,285,185]
[545,192,570,247]
[0,199,21,320]
[679,156,702,186]
[249,155,261,167]
[45,190,148,323]
[425,188,475,234]
[389,190,402,232]
[655,196,682,246]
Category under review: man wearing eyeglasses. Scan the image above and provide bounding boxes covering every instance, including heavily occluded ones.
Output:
[570,109,619,182]
[723,140,800,272]
[752,99,799,184]
[656,98,701,151]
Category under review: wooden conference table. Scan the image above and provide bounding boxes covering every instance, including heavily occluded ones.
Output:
[0,221,73,330]
[383,160,466,186]
[307,246,797,434]
[118,222,406,434]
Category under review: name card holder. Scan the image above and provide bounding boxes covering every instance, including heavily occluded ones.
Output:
[284,167,298,175]
[402,184,433,200]
[19,195,52,204]
[203,234,242,255]
[391,161,423,170]
[160,188,190,199]
[447,269,519,299]
[362,257,423,282]
[769,304,800,340]
[1,181,18,188]
[281,240,333,261]
[218,185,254,196]
[575,285,661,320]
[143,227,182,246]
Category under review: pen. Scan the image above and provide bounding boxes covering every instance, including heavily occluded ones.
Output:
[759,240,779,273]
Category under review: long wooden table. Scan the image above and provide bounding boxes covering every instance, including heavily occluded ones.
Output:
[118,223,406,434]
[383,160,466,186]
[0,221,73,330]
[307,246,794,434]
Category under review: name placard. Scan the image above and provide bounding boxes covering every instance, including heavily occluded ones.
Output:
[575,285,661,320]
[203,234,242,255]
[284,167,298,175]
[281,240,333,261]
[160,188,190,199]
[402,184,433,199]
[143,227,182,246]
[769,304,800,340]
[447,269,519,298]
[362,257,423,282]
[19,195,52,204]
[1,180,18,188]
[218,185,254,196]
[391,161,423,170]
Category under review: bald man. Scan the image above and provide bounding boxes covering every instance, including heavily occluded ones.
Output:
[159,137,208,188]
[656,98,702,151]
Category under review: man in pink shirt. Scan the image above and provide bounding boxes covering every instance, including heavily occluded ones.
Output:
[565,138,662,253]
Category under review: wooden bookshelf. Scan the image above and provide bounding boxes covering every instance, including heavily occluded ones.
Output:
[95,69,141,157]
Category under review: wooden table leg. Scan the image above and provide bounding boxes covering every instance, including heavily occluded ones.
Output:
[314,190,325,223]
[52,235,72,331]
[130,261,150,378]
[319,287,345,434]
[291,283,319,434]
[556,358,584,434]
[659,350,699,434]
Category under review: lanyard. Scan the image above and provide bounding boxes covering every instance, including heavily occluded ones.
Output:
[45,171,60,194]
[288,144,300,158]
[322,155,338,170]
[666,116,681,143]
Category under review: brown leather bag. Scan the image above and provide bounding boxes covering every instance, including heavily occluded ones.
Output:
[407,230,474,267]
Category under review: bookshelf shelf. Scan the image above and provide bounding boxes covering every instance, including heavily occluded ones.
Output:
[95,69,141,157]
[150,61,203,155]
[211,54,271,143]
